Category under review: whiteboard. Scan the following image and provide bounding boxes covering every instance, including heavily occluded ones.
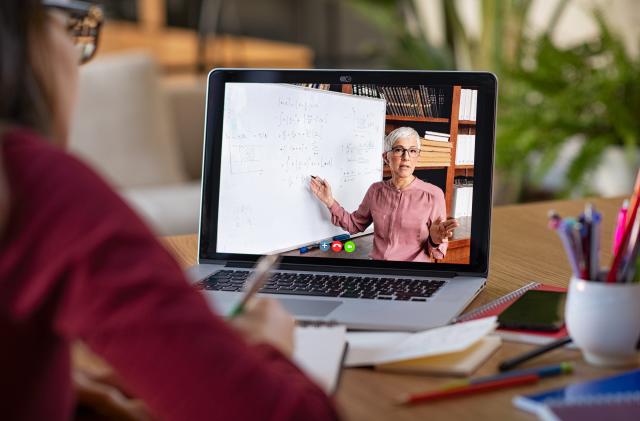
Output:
[217,83,386,255]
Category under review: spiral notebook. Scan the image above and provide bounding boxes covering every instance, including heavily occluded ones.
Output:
[453,282,568,345]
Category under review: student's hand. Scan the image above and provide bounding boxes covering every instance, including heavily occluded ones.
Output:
[230,298,295,358]
[73,343,153,421]
[429,217,459,245]
[310,177,335,208]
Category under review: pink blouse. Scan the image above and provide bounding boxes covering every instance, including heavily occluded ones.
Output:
[329,178,448,262]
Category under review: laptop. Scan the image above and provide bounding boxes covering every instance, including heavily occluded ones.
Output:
[187,69,497,331]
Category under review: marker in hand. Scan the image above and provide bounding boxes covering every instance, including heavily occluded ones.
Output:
[310,175,335,208]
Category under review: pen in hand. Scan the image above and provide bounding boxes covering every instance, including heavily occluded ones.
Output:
[227,254,281,319]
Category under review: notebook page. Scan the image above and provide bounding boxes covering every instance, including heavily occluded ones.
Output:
[345,317,497,366]
[293,325,347,394]
[345,332,412,367]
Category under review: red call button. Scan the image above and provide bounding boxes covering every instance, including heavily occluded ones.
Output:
[331,241,343,252]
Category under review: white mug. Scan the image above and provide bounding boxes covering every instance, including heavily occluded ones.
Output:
[565,277,640,367]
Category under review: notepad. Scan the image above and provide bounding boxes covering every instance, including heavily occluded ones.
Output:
[513,368,640,415]
[293,325,347,394]
[345,317,498,376]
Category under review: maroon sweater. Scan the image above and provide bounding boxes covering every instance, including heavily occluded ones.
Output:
[0,129,337,421]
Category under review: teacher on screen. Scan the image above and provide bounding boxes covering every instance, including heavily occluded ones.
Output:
[310,126,458,262]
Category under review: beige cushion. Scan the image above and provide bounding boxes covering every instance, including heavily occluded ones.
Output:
[69,52,187,188]
[121,181,201,236]
[163,76,207,180]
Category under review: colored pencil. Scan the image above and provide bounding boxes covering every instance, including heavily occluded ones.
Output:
[397,375,539,405]
[227,254,281,318]
[397,362,572,405]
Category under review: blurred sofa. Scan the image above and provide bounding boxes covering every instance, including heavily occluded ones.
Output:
[68,53,206,235]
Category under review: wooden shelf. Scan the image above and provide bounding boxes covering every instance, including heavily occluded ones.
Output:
[448,238,470,249]
[455,165,474,170]
[415,165,449,170]
[458,120,476,125]
[386,115,449,123]
[383,165,448,177]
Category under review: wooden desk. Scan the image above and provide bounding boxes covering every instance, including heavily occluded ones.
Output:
[162,196,634,420]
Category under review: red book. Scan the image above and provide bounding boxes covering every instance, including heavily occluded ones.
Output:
[453,282,568,345]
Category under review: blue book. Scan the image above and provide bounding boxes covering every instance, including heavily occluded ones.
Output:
[513,368,640,414]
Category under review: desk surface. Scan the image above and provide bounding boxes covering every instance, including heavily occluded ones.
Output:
[162,196,632,420]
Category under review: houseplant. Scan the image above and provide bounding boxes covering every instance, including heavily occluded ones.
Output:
[347,0,640,200]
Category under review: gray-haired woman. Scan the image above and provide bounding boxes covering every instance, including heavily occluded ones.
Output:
[310,126,458,262]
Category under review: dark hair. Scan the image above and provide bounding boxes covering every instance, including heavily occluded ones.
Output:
[0,0,52,135]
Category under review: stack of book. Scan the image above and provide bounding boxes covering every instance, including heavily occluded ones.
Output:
[455,134,475,165]
[459,89,477,121]
[424,130,450,143]
[419,131,452,167]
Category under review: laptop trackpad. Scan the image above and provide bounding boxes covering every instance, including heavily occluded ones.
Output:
[277,298,342,317]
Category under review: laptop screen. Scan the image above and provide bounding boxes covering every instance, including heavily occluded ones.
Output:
[201,72,495,274]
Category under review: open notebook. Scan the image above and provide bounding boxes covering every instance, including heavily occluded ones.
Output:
[345,317,499,376]
[293,325,348,394]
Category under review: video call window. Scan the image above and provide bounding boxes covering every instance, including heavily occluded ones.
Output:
[217,83,477,265]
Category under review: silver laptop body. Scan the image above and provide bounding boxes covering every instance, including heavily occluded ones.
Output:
[188,69,497,331]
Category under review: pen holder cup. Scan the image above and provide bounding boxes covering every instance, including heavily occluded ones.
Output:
[566,277,640,368]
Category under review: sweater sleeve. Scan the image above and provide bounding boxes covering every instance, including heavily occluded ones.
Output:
[425,188,448,259]
[329,185,373,234]
[11,136,337,421]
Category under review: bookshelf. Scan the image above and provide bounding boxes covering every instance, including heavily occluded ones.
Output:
[385,115,449,124]
[341,83,475,264]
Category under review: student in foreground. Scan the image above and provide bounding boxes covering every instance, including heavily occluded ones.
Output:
[0,1,337,420]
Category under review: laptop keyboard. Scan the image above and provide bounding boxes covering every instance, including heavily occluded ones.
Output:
[195,270,446,301]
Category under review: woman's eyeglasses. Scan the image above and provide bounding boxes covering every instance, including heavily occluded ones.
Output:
[389,146,420,158]
[43,0,104,64]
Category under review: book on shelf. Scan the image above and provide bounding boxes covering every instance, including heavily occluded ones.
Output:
[421,139,452,149]
[420,150,451,158]
[452,178,473,218]
[422,147,452,154]
[352,85,448,118]
[471,90,477,121]
[459,88,477,121]
[418,158,451,165]
[418,160,451,167]
[455,134,475,165]
[424,130,450,143]
[298,83,331,91]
